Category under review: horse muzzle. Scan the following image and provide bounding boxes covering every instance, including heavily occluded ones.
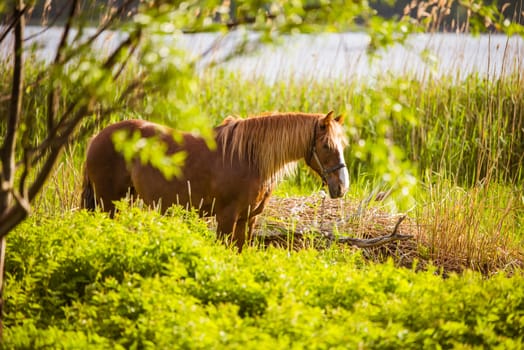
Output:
[326,166,349,198]
[327,181,346,198]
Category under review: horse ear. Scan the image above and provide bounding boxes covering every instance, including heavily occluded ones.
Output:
[335,114,344,124]
[322,111,335,127]
[221,115,238,126]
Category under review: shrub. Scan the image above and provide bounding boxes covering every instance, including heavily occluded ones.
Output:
[4,208,524,348]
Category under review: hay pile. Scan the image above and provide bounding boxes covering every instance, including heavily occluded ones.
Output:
[256,193,523,275]
[257,193,421,268]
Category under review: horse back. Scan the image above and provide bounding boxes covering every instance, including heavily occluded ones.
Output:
[85,118,262,217]
[91,119,219,213]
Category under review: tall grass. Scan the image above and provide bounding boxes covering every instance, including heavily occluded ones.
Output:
[196,70,524,188]
[5,39,522,194]
[407,74,524,185]
[415,181,523,273]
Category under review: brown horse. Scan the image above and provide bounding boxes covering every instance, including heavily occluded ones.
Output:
[81,111,349,250]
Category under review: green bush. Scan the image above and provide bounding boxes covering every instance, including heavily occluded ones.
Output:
[4,204,212,328]
[4,207,524,348]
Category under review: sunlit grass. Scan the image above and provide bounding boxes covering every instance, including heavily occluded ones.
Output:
[413,181,524,273]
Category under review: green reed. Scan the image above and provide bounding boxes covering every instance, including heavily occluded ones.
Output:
[197,70,524,189]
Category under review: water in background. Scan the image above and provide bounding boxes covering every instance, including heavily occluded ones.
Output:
[193,32,523,83]
[2,26,523,83]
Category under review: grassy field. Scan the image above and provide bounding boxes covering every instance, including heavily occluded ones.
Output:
[2,49,524,347]
[32,67,524,272]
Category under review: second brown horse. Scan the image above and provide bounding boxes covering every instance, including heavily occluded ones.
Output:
[81,112,349,250]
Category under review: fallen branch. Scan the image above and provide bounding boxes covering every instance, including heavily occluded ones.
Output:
[258,215,413,250]
[336,215,413,248]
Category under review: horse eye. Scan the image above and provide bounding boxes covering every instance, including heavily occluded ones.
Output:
[323,143,329,150]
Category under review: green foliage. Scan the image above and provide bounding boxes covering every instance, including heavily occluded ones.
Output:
[460,0,524,36]
[4,208,524,348]
[4,205,212,328]
[367,15,420,53]
[112,130,187,180]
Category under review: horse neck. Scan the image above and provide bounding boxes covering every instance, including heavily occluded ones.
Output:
[218,113,318,183]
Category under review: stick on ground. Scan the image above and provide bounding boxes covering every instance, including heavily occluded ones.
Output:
[336,215,413,248]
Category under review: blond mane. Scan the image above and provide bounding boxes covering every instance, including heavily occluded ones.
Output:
[215,112,346,184]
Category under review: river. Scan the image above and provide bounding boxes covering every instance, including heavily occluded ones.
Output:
[2,26,523,83]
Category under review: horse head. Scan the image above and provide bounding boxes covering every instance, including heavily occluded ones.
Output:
[307,111,349,198]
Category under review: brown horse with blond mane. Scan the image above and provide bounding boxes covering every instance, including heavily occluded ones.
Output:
[81,111,349,250]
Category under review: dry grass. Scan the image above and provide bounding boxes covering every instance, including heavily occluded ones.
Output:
[417,185,524,275]
[256,192,523,275]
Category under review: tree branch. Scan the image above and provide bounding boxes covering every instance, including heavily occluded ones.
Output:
[61,0,136,65]
[336,215,413,248]
[28,28,142,171]
[28,104,91,201]
[103,27,141,71]
[0,5,27,45]
[29,98,82,167]
[23,3,70,42]
[0,1,26,339]
[0,202,29,240]
[16,21,143,224]
[47,0,80,133]
[260,215,413,250]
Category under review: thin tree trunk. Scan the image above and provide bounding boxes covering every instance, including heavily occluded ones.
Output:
[0,0,25,339]
[1,6,24,210]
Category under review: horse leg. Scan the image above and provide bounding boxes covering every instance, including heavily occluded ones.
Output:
[233,190,271,249]
[248,215,258,237]
[216,206,239,247]
[88,170,134,216]
[81,165,96,211]
[232,218,250,251]
[216,197,267,251]
[232,214,262,251]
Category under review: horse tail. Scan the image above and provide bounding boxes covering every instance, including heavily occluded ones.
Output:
[81,164,96,211]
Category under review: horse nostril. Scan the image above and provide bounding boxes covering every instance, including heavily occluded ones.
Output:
[336,183,348,198]
[328,185,343,198]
